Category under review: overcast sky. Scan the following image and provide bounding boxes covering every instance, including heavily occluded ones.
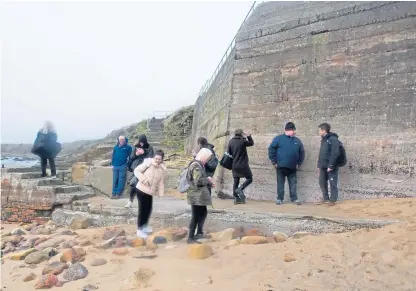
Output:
[1,1,254,143]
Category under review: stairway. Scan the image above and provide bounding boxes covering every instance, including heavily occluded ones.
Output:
[1,167,95,223]
[146,118,165,147]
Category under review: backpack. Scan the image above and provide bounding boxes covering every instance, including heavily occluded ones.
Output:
[337,141,347,167]
[177,161,203,193]
[205,149,219,173]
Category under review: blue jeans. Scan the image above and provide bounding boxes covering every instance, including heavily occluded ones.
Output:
[112,165,127,196]
[276,168,298,201]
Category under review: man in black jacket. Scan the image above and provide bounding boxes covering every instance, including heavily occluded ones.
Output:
[317,123,340,205]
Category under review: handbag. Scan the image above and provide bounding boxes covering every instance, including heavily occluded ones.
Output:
[130,162,151,187]
[219,151,233,170]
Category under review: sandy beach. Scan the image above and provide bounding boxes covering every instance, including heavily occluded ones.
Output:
[1,198,416,291]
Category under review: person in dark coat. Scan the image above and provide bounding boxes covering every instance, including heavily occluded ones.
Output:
[268,122,304,205]
[317,123,341,206]
[31,121,61,178]
[125,134,154,208]
[111,135,132,199]
[227,129,254,204]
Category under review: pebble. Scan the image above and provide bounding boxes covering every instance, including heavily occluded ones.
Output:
[284,253,296,262]
[36,228,52,235]
[62,262,89,281]
[128,268,155,288]
[83,284,99,291]
[25,250,51,264]
[112,248,129,256]
[42,262,69,275]
[8,248,37,260]
[35,274,62,288]
[244,228,261,236]
[102,228,126,240]
[227,239,241,246]
[240,236,268,244]
[152,236,167,244]
[187,244,213,260]
[273,231,289,243]
[34,237,48,246]
[60,247,86,263]
[61,240,79,249]
[79,239,92,246]
[292,231,312,239]
[23,272,37,282]
[70,217,90,230]
[130,238,146,248]
[210,228,239,242]
[90,258,107,266]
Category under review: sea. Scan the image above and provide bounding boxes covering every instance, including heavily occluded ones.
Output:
[1,156,39,168]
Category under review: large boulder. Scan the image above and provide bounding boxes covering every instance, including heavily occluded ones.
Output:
[71,162,89,185]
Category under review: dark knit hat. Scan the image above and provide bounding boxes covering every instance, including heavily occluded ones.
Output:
[285,122,296,131]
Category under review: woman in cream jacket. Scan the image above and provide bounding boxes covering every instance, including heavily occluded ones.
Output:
[133,149,166,238]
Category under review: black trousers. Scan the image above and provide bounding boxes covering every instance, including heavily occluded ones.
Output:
[319,168,339,202]
[189,205,208,238]
[233,176,253,197]
[41,157,56,176]
[276,168,298,201]
[137,189,153,228]
[129,187,138,202]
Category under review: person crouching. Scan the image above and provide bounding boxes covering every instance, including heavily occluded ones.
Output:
[134,150,166,239]
[186,148,214,244]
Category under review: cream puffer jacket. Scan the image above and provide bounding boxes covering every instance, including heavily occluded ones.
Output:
[134,158,166,196]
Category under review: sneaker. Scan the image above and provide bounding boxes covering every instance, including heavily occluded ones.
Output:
[142,226,153,234]
[292,200,302,205]
[136,229,148,239]
[276,199,283,205]
[235,188,246,201]
[50,175,57,179]
[125,201,133,208]
[187,238,201,244]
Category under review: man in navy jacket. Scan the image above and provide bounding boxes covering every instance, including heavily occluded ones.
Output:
[268,122,305,205]
[111,135,132,199]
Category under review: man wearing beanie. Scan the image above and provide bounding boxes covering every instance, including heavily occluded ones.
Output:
[268,122,305,205]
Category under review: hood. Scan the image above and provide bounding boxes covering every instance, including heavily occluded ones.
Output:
[324,132,339,139]
[207,143,215,150]
[117,136,129,146]
[137,134,150,149]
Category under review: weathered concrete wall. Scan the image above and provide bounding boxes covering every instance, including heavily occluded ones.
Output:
[190,1,416,202]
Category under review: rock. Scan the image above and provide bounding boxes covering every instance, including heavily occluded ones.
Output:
[25,250,50,264]
[45,220,56,227]
[90,258,107,266]
[61,240,79,249]
[240,236,268,245]
[244,228,261,237]
[130,238,146,248]
[227,239,241,246]
[9,248,37,260]
[4,235,23,245]
[60,230,74,235]
[100,237,117,249]
[112,248,129,256]
[36,238,65,250]
[284,253,296,262]
[210,228,239,242]
[23,272,37,282]
[188,244,213,260]
[70,217,90,230]
[293,231,312,239]
[145,236,158,251]
[34,237,48,246]
[24,225,33,231]
[115,236,127,248]
[82,284,99,291]
[62,262,88,281]
[60,247,86,263]
[154,228,188,242]
[36,228,52,235]
[35,274,61,289]
[3,242,15,254]
[152,236,167,244]
[102,228,126,240]
[11,228,26,236]
[128,268,155,288]
[266,236,276,243]
[1,231,12,238]
[79,239,92,247]
[273,231,289,243]
[18,238,37,250]
[42,262,69,275]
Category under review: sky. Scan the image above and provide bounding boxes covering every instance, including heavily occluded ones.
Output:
[0,1,254,143]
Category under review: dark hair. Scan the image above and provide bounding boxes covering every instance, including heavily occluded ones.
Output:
[197,137,208,146]
[154,149,165,159]
[318,123,331,133]
[285,122,296,131]
[235,129,244,136]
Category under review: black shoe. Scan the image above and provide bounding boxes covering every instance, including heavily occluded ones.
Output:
[41,173,47,178]
[235,188,246,201]
[187,238,201,244]
[194,233,206,240]
[234,196,246,205]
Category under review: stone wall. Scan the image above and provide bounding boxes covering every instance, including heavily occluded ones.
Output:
[190,1,416,202]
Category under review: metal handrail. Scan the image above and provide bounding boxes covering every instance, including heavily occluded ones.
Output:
[198,1,259,96]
